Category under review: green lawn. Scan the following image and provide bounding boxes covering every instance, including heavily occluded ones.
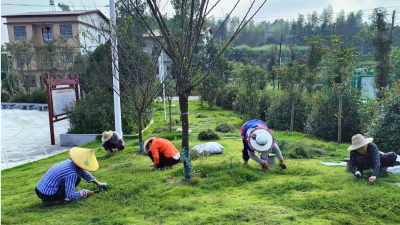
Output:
[2,100,400,225]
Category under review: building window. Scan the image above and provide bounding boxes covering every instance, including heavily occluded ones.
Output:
[14,26,27,40]
[98,34,101,43]
[63,51,74,63]
[42,27,53,43]
[26,75,37,87]
[59,24,73,39]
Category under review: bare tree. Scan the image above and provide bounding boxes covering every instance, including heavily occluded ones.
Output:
[7,39,35,93]
[118,0,267,179]
[75,12,165,152]
[164,79,177,132]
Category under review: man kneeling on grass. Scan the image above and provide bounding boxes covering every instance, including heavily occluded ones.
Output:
[101,130,125,153]
[348,134,398,184]
[144,137,181,170]
[35,148,109,204]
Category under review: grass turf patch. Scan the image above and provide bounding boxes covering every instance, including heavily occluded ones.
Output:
[2,100,400,224]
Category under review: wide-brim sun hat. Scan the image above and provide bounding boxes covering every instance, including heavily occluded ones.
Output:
[101,130,114,142]
[143,137,157,154]
[69,147,99,171]
[247,128,275,152]
[348,134,373,151]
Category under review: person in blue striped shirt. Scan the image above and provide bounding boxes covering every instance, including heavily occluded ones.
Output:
[35,148,109,203]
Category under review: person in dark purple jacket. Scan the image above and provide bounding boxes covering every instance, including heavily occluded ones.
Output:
[101,130,125,153]
[348,134,398,184]
[241,119,286,170]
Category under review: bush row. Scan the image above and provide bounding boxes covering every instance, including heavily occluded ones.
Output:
[68,89,151,135]
[214,84,395,146]
[3,90,48,104]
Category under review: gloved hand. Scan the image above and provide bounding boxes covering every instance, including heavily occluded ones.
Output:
[354,171,362,179]
[261,161,269,171]
[97,182,109,191]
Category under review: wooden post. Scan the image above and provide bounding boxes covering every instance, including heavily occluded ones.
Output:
[44,73,56,145]
[74,74,79,102]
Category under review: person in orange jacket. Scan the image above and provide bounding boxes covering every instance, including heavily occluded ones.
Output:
[144,137,181,170]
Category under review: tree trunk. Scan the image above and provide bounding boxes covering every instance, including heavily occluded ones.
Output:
[208,99,214,108]
[290,93,295,132]
[138,111,143,152]
[338,92,342,144]
[169,99,172,132]
[273,75,275,90]
[200,91,204,107]
[179,93,192,180]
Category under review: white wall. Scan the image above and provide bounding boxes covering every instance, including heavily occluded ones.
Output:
[77,13,109,53]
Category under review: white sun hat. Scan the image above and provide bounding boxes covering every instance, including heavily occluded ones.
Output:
[247,128,275,152]
[348,134,373,151]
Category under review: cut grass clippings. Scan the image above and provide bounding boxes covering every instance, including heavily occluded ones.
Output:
[2,100,400,225]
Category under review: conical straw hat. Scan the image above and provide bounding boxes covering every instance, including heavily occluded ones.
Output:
[69,147,99,171]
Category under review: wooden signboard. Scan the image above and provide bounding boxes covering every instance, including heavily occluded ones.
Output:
[43,73,82,145]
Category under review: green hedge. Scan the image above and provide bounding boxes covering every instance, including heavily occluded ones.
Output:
[305,88,362,143]
[367,83,400,153]
[68,89,149,135]
[8,90,47,103]
[215,84,238,110]
[267,92,312,132]
[1,91,11,102]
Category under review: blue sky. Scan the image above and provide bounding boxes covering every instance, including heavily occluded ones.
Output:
[1,0,399,44]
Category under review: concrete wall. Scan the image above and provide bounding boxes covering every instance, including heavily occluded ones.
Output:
[60,134,99,146]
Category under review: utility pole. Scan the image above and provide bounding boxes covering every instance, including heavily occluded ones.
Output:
[159,51,167,121]
[109,0,123,137]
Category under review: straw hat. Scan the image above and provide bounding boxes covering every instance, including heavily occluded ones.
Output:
[247,128,274,152]
[143,137,157,154]
[69,147,99,171]
[101,130,114,142]
[348,134,373,151]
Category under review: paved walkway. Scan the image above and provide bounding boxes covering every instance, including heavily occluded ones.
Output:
[1,109,70,170]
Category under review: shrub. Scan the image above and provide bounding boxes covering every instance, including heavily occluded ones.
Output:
[29,90,47,103]
[215,84,238,110]
[196,114,207,118]
[189,149,201,161]
[68,89,145,134]
[1,91,11,102]
[286,142,325,159]
[9,93,29,103]
[305,88,362,143]
[358,98,377,135]
[152,127,168,134]
[215,123,235,133]
[366,83,400,153]
[198,129,220,140]
[160,132,182,141]
[267,92,312,132]
[8,90,47,103]
[258,90,273,121]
